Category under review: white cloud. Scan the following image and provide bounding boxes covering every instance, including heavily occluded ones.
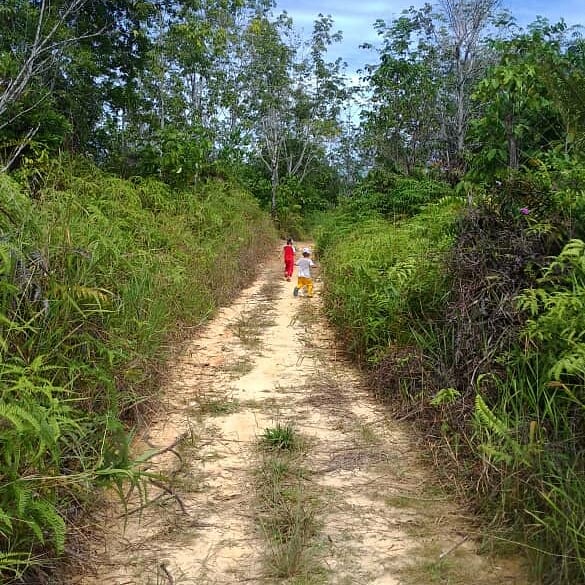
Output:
[277,0,415,72]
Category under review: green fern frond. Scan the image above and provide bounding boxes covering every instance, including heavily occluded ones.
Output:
[30,499,66,554]
[25,517,45,546]
[478,443,513,465]
[474,394,509,438]
[474,394,531,467]
[0,402,46,433]
[558,238,585,258]
[550,347,585,380]
[16,485,32,517]
[0,506,13,534]
[0,247,13,278]
[541,239,585,282]
[430,387,461,407]
[53,283,113,306]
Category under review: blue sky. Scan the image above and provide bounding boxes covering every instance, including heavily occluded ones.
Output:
[275,0,585,73]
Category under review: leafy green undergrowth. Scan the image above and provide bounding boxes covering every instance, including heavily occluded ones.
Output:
[317,174,585,583]
[492,238,585,582]
[317,197,461,363]
[417,190,585,584]
[343,170,454,220]
[435,235,585,584]
[0,160,277,581]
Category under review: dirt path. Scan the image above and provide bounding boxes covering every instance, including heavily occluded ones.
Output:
[71,246,528,585]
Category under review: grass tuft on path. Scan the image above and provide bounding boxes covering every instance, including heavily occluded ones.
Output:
[255,423,325,582]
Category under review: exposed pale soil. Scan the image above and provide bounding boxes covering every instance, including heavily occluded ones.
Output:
[68,245,529,585]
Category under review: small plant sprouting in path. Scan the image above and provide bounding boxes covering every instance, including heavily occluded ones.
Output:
[261,422,298,450]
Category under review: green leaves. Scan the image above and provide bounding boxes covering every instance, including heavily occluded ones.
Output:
[0,552,32,578]
[430,387,461,407]
[469,20,584,180]
[319,196,460,362]
[473,393,526,466]
[0,352,79,568]
[0,166,277,579]
[518,238,585,382]
[363,7,442,173]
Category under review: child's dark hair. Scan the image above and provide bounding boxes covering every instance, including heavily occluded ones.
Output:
[286,238,293,245]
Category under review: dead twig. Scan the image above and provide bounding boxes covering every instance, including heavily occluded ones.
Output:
[120,492,174,517]
[438,535,470,560]
[159,561,175,585]
[143,432,188,465]
[149,479,189,515]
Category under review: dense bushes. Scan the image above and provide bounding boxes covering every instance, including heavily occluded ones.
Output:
[339,169,454,220]
[316,180,460,362]
[318,173,585,584]
[0,160,276,581]
[502,239,585,581]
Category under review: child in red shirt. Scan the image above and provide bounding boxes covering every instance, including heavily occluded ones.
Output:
[283,238,296,281]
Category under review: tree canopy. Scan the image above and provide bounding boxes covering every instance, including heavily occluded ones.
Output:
[1,1,584,211]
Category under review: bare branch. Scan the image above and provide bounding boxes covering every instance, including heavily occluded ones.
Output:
[0,0,94,121]
[1,125,39,173]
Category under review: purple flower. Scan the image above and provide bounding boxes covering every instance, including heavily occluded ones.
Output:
[520,207,530,215]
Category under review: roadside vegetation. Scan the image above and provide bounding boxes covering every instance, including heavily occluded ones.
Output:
[0,160,276,581]
[315,17,585,585]
[2,0,585,583]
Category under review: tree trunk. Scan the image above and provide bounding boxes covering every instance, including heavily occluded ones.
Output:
[271,159,278,218]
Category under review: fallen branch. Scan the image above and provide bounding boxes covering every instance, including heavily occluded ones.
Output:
[143,432,187,467]
[120,492,170,517]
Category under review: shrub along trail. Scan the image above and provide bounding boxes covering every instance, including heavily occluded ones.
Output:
[70,245,528,585]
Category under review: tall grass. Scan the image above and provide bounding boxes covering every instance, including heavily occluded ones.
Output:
[317,176,585,583]
[0,158,277,580]
[317,198,461,363]
[486,238,585,582]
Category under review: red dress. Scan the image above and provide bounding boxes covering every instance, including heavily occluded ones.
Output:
[283,245,295,279]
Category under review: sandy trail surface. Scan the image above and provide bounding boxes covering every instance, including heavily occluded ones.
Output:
[71,246,528,585]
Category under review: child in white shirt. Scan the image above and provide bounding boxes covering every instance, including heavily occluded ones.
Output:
[293,248,316,298]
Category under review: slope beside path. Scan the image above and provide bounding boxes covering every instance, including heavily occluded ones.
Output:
[68,244,528,585]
